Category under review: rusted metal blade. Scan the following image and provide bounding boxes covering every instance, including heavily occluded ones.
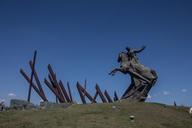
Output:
[29,61,47,101]
[77,82,86,104]
[104,90,113,103]
[48,74,59,103]
[77,82,96,104]
[67,82,73,103]
[20,69,47,101]
[44,78,65,103]
[114,91,119,101]
[93,91,99,103]
[27,50,37,102]
[95,84,107,103]
[59,80,71,103]
[47,64,65,102]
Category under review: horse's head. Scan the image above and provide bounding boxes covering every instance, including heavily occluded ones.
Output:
[118,52,129,63]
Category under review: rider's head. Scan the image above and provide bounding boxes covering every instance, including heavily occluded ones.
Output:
[126,47,131,52]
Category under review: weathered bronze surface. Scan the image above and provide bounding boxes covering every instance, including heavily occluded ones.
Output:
[109,46,158,102]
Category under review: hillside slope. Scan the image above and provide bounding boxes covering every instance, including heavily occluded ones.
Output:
[0,101,191,128]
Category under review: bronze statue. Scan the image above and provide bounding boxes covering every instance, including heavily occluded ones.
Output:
[109,46,157,102]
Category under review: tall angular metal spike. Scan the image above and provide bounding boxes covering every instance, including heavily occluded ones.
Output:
[27,50,37,102]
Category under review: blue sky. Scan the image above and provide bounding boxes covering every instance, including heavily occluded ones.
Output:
[0,0,192,106]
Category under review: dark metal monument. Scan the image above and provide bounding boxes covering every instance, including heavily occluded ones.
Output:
[20,46,157,104]
[109,46,158,101]
[20,51,73,104]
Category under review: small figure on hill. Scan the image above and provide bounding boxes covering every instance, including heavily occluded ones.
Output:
[174,101,177,107]
[0,101,5,111]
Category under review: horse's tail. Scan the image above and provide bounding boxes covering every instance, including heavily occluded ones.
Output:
[150,69,158,86]
[151,69,158,79]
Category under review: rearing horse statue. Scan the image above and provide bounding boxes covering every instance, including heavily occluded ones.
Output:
[109,46,158,102]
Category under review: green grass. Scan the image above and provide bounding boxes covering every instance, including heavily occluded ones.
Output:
[0,101,192,128]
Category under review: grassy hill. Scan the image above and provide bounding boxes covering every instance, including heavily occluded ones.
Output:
[0,101,191,128]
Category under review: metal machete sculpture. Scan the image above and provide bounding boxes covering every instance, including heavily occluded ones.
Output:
[109,46,158,102]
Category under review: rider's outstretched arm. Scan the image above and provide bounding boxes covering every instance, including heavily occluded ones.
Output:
[134,46,146,53]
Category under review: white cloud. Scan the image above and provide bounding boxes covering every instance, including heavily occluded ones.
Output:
[0,98,5,103]
[8,93,16,97]
[147,94,152,100]
[181,89,187,93]
[163,91,170,96]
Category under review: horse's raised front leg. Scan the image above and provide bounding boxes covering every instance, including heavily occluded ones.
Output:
[109,68,122,76]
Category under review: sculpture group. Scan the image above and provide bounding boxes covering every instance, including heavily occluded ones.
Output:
[109,46,158,101]
[20,46,157,106]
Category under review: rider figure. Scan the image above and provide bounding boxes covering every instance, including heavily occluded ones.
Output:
[126,46,146,63]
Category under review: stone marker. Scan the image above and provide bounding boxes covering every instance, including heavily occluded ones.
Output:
[10,99,35,110]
